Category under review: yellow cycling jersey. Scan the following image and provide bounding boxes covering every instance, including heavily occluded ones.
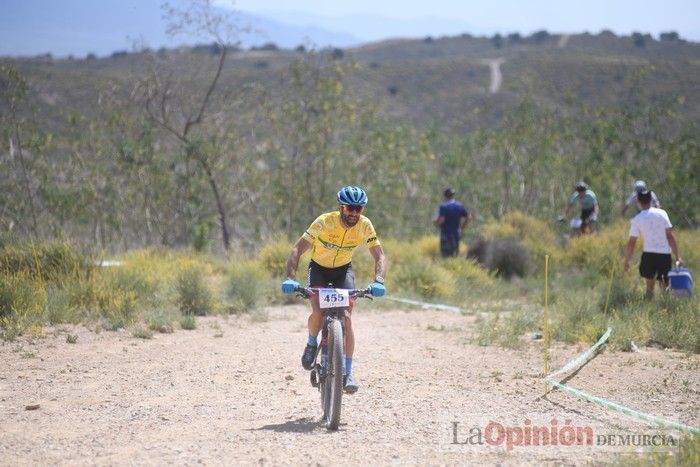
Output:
[302,211,380,268]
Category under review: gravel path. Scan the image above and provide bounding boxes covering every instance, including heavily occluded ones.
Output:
[1,305,698,465]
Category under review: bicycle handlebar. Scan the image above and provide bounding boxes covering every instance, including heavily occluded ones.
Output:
[294,285,374,300]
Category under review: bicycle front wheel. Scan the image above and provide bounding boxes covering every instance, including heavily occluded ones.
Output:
[325,318,344,430]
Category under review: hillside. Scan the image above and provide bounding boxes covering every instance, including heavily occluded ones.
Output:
[5,31,700,134]
[1,30,699,251]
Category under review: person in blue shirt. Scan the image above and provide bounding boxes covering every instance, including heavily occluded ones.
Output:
[564,181,599,234]
[433,188,470,257]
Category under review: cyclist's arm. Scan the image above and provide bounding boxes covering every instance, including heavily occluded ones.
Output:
[564,194,575,217]
[285,237,312,280]
[622,192,634,215]
[369,245,387,282]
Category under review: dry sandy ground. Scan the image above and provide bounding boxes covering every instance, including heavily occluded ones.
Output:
[1,305,698,466]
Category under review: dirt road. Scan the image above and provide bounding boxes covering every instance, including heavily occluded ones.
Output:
[2,305,698,465]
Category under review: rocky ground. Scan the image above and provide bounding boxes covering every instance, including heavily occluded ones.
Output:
[1,304,698,465]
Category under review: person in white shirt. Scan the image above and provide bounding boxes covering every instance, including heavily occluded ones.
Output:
[623,189,683,299]
[621,180,660,216]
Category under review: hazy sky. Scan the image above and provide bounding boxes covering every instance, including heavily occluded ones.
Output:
[219,0,700,40]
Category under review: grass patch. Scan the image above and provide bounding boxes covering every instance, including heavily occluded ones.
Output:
[179,314,197,330]
[132,325,154,339]
[614,435,700,466]
[550,284,699,352]
[144,308,176,333]
[475,310,539,349]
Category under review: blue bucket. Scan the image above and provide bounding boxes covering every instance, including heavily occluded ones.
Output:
[668,267,693,297]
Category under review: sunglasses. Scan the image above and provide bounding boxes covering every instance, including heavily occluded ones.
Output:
[343,205,364,213]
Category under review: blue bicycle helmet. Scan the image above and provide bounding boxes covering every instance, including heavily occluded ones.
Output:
[337,186,368,206]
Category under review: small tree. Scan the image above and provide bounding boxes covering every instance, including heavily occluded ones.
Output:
[632,32,646,47]
[136,0,246,252]
[659,31,680,41]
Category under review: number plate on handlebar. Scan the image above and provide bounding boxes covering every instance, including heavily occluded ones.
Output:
[318,288,350,309]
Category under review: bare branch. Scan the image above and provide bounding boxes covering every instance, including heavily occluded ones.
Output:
[183,45,228,137]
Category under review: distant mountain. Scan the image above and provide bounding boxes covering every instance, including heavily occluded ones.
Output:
[251,9,491,42]
[0,0,363,58]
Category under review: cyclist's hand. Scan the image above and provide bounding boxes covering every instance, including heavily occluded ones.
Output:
[281,279,300,294]
[369,282,386,297]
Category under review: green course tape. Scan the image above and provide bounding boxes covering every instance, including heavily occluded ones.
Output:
[382,296,463,313]
[546,328,612,379]
[545,328,700,435]
[546,378,700,435]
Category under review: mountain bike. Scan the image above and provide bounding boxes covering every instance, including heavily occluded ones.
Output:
[557,214,595,240]
[295,285,373,430]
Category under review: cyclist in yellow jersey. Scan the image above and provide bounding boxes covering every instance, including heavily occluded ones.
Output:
[282,186,387,394]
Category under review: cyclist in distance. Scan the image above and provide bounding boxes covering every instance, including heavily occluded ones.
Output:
[621,180,660,216]
[281,186,387,394]
[564,181,600,234]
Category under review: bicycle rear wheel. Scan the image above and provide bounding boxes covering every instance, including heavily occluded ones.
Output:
[324,318,344,430]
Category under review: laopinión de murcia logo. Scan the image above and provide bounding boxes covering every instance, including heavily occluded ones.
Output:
[448,418,680,452]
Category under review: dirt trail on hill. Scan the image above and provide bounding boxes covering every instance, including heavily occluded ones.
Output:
[1,305,698,465]
[480,58,505,94]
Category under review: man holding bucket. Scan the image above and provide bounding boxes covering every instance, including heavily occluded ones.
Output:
[623,189,684,299]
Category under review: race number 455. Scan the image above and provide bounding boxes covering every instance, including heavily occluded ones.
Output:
[318,288,350,309]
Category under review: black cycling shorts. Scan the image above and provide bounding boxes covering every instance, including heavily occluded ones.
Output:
[307,260,355,289]
[581,208,595,223]
[639,252,672,283]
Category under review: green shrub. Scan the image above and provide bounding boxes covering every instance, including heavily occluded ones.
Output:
[414,235,441,259]
[0,274,48,339]
[558,222,627,275]
[227,260,270,311]
[101,268,156,304]
[258,238,292,278]
[650,295,700,352]
[179,314,197,330]
[442,257,496,290]
[144,308,176,333]
[676,229,700,270]
[192,222,211,253]
[481,211,559,273]
[99,289,138,330]
[46,286,82,324]
[394,256,455,299]
[0,242,90,282]
[598,274,639,313]
[176,267,214,316]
